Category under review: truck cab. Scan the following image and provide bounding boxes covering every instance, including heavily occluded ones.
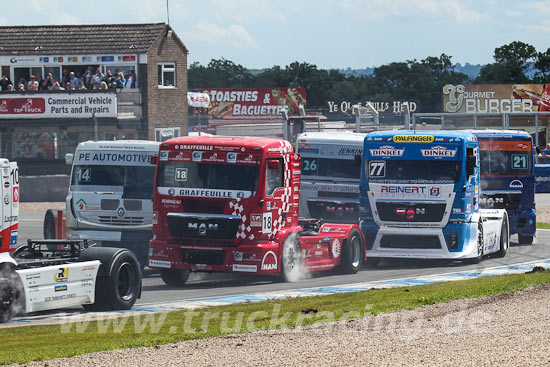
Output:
[473,130,536,244]
[360,130,509,263]
[65,140,160,265]
[296,132,366,223]
[148,136,365,284]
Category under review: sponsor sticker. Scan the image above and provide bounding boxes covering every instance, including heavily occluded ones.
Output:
[192,151,202,162]
[250,213,262,227]
[54,267,69,282]
[232,264,258,273]
[55,285,68,292]
[261,251,278,271]
[159,151,169,161]
[420,146,457,157]
[149,259,171,268]
[331,238,341,258]
[369,145,404,157]
[392,135,434,143]
[227,152,237,163]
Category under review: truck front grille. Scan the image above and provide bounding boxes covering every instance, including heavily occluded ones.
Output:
[377,202,446,222]
[307,200,359,222]
[479,193,521,210]
[98,216,145,225]
[380,235,441,249]
[167,213,241,240]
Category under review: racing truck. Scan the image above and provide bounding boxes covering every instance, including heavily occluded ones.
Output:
[473,130,536,244]
[0,159,142,323]
[148,136,366,285]
[360,130,510,264]
[45,140,160,268]
[296,131,366,222]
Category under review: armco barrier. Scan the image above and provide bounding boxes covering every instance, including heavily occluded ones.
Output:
[535,165,550,193]
[20,175,69,202]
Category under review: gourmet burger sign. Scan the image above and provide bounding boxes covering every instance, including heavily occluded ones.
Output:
[0,93,116,119]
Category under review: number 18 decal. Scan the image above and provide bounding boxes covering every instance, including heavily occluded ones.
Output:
[262,212,272,234]
[368,161,386,178]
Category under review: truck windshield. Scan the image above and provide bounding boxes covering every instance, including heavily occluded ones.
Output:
[479,150,531,176]
[367,160,460,183]
[71,165,155,199]
[158,162,259,192]
[301,157,360,179]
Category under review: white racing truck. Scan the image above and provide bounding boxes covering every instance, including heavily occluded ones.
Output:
[296,131,366,223]
[45,140,160,267]
[1,159,142,323]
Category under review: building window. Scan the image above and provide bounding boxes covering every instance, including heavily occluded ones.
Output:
[158,63,175,87]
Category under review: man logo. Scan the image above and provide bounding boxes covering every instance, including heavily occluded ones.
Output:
[509,180,523,189]
[261,251,278,271]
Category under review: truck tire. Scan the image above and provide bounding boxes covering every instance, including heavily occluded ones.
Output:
[279,235,301,282]
[43,211,56,240]
[80,248,141,311]
[0,265,24,323]
[518,235,534,245]
[496,216,509,258]
[160,269,190,287]
[464,222,484,265]
[340,229,364,274]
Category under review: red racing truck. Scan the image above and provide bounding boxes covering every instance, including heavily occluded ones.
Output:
[148,136,366,285]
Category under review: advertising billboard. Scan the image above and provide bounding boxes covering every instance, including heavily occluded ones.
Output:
[442,83,550,113]
[199,88,307,121]
[0,93,117,119]
[324,99,418,124]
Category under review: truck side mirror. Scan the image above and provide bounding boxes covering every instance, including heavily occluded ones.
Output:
[65,153,73,166]
[149,155,158,165]
[267,160,281,170]
[466,155,476,178]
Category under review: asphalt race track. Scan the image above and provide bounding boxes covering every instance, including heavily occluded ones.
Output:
[17,196,550,309]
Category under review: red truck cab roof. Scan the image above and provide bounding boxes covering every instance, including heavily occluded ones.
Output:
[161,135,293,153]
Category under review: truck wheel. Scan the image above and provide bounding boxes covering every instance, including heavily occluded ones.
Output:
[43,211,56,239]
[160,269,190,287]
[518,235,534,245]
[496,216,509,258]
[279,235,301,282]
[464,222,484,265]
[340,229,364,274]
[83,249,141,311]
[0,265,24,323]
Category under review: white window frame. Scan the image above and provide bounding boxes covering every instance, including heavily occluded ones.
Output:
[155,127,181,142]
[158,62,176,88]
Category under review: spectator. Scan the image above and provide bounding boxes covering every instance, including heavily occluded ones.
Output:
[65,81,72,90]
[5,83,14,91]
[40,73,53,90]
[50,81,64,90]
[99,81,108,90]
[124,70,136,88]
[77,81,87,90]
[69,72,79,89]
[114,72,126,89]
[0,75,11,91]
[27,75,39,91]
[83,66,94,88]
[91,68,104,89]
[103,70,115,86]
[17,83,25,91]
[17,76,26,90]
[61,69,69,85]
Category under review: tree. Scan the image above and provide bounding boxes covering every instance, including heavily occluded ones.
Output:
[476,41,536,83]
[534,48,550,83]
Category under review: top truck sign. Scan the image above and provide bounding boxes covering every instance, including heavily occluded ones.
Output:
[0,93,116,119]
[442,83,550,113]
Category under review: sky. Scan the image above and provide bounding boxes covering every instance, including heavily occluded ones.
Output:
[1,0,550,69]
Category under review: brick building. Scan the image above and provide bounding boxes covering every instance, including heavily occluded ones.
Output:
[0,23,188,174]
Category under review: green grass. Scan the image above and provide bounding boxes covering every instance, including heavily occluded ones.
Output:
[2,269,550,365]
[537,222,550,229]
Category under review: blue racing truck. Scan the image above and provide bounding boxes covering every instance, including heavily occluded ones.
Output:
[473,130,536,244]
[360,130,510,264]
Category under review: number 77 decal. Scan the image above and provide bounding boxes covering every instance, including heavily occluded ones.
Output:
[368,161,386,178]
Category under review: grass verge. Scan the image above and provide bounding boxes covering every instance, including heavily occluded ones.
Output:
[537,222,550,229]
[2,269,550,365]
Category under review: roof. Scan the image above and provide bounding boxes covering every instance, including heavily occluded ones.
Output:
[297,131,367,144]
[78,140,160,151]
[366,129,476,140]
[0,23,187,55]
[163,135,291,151]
